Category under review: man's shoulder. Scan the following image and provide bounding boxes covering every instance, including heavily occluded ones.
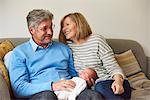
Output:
[52,41,69,48]
[13,41,30,51]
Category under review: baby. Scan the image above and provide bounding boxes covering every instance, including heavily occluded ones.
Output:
[55,68,98,100]
[79,68,98,87]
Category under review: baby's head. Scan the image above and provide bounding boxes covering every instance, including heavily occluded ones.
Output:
[79,68,98,81]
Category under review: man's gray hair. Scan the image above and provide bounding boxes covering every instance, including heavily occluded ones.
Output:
[26,9,53,28]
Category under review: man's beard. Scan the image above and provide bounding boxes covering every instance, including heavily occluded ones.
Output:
[41,34,52,42]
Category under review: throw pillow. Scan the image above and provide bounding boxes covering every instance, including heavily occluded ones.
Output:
[0,40,14,60]
[4,51,13,70]
[115,50,149,89]
[0,74,11,100]
[0,40,14,97]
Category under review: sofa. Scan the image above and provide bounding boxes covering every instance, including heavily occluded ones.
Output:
[0,38,150,100]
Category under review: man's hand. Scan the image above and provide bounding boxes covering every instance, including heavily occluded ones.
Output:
[111,74,124,94]
[52,80,76,91]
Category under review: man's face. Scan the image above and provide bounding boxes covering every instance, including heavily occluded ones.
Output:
[29,19,53,47]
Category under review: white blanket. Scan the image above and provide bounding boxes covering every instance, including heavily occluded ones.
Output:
[55,77,86,100]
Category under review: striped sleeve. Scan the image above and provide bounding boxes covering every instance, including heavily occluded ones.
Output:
[97,34,125,79]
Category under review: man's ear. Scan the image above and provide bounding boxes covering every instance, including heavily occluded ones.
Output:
[29,27,35,35]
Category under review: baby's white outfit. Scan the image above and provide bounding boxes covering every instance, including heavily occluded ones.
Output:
[55,77,86,100]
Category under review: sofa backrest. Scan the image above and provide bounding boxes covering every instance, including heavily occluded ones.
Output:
[0,38,29,47]
[0,38,147,77]
[0,74,11,100]
[106,39,147,75]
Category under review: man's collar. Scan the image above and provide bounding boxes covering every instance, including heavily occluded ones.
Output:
[29,38,53,52]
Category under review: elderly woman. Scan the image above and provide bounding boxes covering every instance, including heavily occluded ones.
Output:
[59,12,131,100]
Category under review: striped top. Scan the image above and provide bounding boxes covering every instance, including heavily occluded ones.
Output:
[68,33,125,81]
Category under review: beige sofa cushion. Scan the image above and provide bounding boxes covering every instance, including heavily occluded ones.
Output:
[115,50,150,89]
[0,74,11,100]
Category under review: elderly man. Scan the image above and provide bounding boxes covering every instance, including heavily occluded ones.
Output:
[8,9,102,100]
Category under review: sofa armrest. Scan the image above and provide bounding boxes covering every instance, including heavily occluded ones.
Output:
[147,56,150,79]
[0,74,11,100]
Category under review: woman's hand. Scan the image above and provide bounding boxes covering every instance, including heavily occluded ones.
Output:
[111,74,124,94]
[52,79,76,91]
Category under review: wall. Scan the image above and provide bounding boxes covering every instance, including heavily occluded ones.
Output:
[0,0,149,56]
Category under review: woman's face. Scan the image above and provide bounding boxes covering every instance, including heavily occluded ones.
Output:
[62,17,77,41]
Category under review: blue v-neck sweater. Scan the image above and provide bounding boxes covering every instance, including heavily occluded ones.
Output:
[8,38,78,98]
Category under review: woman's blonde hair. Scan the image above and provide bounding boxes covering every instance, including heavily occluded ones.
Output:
[59,12,92,44]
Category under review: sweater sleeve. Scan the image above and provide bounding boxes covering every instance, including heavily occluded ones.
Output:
[97,35,125,79]
[8,50,52,98]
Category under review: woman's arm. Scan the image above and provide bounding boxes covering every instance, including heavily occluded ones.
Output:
[111,74,124,94]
